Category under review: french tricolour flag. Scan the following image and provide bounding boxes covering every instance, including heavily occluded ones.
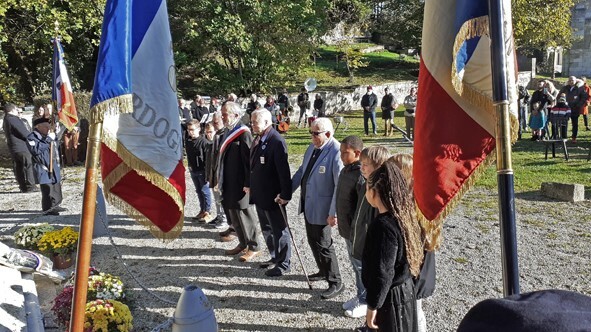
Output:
[53,38,78,130]
[414,0,518,249]
[91,0,185,239]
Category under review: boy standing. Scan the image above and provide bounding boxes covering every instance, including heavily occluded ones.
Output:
[334,136,365,316]
[185,120,213,222]
[345,146,391,318]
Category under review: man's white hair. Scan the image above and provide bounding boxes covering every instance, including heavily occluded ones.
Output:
[251,109,272,123]
[312,117,334,134]
[223,101,243,117]
[227,93,237,102]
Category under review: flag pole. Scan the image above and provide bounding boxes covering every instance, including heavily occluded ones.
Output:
[69,120,103,331]
[488,0,520,297]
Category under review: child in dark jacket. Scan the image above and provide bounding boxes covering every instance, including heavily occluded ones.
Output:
[346,146,391,319]
[390,154,435,332]
[335,136,365,317]
[185,120,213,222]
[363,160,424,332]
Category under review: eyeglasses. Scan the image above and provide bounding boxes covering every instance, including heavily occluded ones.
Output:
[309,130,326,136]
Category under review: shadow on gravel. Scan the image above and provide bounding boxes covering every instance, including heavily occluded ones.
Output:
[217,322,353,332]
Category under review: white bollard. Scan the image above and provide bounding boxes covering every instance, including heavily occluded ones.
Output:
[172,285,218,332]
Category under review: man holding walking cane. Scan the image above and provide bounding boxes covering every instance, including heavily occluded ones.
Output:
[249,109,293,277]
[292,118,344,299]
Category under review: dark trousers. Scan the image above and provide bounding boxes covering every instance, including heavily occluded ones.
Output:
[226,205,260,251]
[583,114,589,128]
[376,278,418,332]
[304,220,341,285]
[40,182,63,211]
[256,206,291,271]
[363,111,377,135]
[11,151,36,192]
[405,116,415,140]
[571,113,580,139]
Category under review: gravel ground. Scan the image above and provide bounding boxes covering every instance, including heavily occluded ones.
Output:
[0,143,590,331]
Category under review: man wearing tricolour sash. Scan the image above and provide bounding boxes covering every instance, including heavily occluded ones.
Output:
[218,101,261,262]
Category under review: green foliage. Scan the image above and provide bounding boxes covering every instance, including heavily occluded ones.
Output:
[371,0,424,50]
[325,0,372,28]
[301,45,418,90]
[0,0,105,103]
[336,41,369,82]
[33,91,92,117]
[513,0,576,52]
[170,0,333,97]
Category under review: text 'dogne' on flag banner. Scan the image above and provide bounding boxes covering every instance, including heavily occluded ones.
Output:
[414,0,518,249]
[91,0,185,239]
[53,39,78,130]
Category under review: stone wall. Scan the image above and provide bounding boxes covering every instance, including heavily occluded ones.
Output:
[282,81,417,116]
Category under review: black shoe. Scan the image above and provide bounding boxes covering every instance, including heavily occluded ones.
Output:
[53,206,68,212]
[307,272,324,282]
[22,187,40,193]
[259,259,274,269]
[321,283,344,299]
[43,210,60,216]
[218,227,235,237]
[265,267,290,277]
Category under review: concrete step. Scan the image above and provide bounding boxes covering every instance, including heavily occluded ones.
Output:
[0,266,44,332]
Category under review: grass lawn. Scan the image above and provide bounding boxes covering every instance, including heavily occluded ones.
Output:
[295,45,419,91]
[285,109,591,195]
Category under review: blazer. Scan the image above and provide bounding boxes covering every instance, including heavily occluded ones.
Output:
[249,127,292,210]
[3,113,31,154]
[292,138,343,225]
[26,130,61,185]
[219,123,253,209]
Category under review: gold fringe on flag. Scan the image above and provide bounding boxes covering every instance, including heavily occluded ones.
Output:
[90,94,185,240]
[451,15,490,97]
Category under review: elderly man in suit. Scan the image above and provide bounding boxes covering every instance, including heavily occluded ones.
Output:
[249,109,293,277]
[3,103,37,193]
[292,117,344,299]
[219,101,261,262]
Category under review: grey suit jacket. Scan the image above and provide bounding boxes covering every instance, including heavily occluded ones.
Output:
[292,138,343,225]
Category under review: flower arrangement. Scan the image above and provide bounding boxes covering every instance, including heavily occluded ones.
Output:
[37,226,79,256]
[53,267,104,329]
[84,299,133,332]
[51,286,74,327]
[87,273,126,301]
[14,223,55,250]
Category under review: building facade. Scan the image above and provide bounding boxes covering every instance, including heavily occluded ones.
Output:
[565,0,591,77]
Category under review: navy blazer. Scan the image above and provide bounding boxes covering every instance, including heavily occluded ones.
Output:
[26,130,61,185]
[292,138,343,225]
[249,127,292,210]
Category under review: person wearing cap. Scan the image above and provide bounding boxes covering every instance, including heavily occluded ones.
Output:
[457,289,591,332]
[2,103,37,193]
[26,117,65,215]
[360,86,378,136]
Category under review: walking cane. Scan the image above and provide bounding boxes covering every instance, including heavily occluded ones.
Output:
[277,202,313,290]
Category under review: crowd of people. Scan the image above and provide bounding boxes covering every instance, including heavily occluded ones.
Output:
[5,76,587,331]
[1,102,83,215]
[518,76,590,142]
[181,95,434,332]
